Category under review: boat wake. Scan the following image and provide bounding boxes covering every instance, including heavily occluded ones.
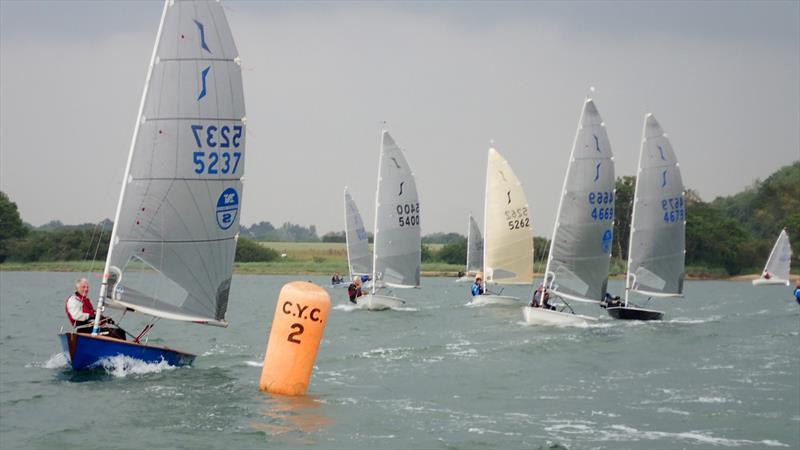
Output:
[27,352,69,370]
[98,355,178,377]
[333,304,360,312]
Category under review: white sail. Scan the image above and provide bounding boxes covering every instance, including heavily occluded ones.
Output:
[483,148,533,284]
[372,131,421,288]
[755,229,792,285]
[344,188,372,277]
[466,214,484,276]
[626,114,685,298]
[102,0,245,326]
[544,98,614,303]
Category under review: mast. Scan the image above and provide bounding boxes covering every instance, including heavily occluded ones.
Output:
[370,125,385,295]
[344,187,353,279]
[93,0,169,335]
[481,147,490,291]
[624,114,649,308]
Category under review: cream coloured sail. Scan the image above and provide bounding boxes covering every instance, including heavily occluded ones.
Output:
[543,98,614,303]
[372,131,421,288]
[483,148,533,284]
[626,114,685,300]
[100,0,245,326]
[344,188,372,277]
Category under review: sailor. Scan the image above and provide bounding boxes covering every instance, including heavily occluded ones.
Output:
[347,276,365,304]
[601,292,622,308]
[471,275,485,297]
[331,272,342,284]
[65,278,123,338]
[763,270,772,280]
[531,284,555,309]
[794,280,800,305]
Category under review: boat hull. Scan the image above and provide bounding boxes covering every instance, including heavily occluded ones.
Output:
[356,294,405,311]
[470,294,521,306]
[606,306,664,321]
[58,332,195,370]
[752,278,790,286]
[522,306,597,325]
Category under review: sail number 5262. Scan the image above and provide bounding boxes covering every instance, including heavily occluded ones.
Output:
[191,124,243,175]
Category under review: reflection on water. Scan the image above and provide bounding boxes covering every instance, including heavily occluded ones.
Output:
[251,392,332,444]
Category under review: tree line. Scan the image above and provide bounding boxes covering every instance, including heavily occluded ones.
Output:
[1,161,797,274]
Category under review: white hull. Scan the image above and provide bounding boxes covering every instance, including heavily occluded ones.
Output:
[356,294,406,311]
[522,306,597,325]
[752,278,790,286]
[470,294,521,306]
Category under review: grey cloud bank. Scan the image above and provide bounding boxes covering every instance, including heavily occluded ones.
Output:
[1,1,798,237]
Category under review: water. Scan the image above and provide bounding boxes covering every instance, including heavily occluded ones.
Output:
[1,271,798,449]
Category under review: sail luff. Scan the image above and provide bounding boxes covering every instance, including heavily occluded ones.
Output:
[95,0,170,325]
[344,187,354,278]
[465,214,472,276]
[370,128,384,293]
[624,114,648,306]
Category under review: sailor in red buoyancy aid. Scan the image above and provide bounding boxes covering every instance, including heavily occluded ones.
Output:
[65,278,123,339]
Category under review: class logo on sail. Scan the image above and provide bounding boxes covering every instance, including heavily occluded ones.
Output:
[216,187,239,230]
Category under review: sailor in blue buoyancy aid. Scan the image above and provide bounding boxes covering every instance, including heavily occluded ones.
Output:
[471,275,485,297]
[794,280,800,305]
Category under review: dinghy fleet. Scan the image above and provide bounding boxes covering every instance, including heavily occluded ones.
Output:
[59,0,796,370]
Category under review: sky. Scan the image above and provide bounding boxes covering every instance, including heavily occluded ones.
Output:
[1,0,799,238]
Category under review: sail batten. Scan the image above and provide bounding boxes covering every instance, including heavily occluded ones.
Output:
[372,131,421,288]
[482,148,533,284]
[102,0,245,325]
[543,98,615,303]
[625,114,685,298]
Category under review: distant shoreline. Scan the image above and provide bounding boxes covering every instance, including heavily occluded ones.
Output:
[1,261,796,282]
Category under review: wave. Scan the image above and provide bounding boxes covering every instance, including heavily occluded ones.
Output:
[98,355,178,377]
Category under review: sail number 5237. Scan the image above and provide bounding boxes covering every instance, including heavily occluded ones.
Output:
[191,124,243,175]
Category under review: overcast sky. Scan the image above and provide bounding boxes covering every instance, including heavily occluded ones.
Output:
[1,0,798,237]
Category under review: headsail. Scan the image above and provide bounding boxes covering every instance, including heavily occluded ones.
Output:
[372,131,421,288]
[102,0,245,326]
[344,188,372,277]
[544,98,614,303]
[466,214,484,276]
[758,229,793,284]
[483,148,533,284]
[626,114,685,298]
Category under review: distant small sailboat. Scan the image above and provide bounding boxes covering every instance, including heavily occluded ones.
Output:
[357,130,421,310]
[472,147,533,305]
[59,0,245,369]
[606,114,685,321]
[753,229,793,286]
[456,214,483,283]
[342,187,372,288]
[524,98,614,325]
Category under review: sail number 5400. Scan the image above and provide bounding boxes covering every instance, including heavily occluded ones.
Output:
[191,124,243,175]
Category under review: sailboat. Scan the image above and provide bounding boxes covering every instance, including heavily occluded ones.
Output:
[357,130,421,310]
[343,188,372,287]
[607,114,685,320]
[456,214,483,283]
[752,229,793,286]
[59,0,245,369]
[472,148,533,305]
[523,98,614,325]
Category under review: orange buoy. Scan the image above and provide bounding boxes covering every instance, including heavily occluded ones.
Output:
[259,281,331,396]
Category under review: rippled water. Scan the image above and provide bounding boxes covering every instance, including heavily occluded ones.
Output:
[1,271,798,449]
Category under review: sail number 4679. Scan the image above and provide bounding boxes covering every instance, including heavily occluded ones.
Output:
[190,124,243,175]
